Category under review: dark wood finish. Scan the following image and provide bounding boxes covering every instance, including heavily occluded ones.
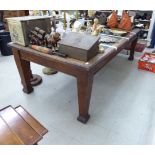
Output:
[0,106,42,145]
[8,29,140,123]
[3,10,29,31]
[12,48,34,93]
[15,105,48,136]
[25,61,42,86]
[3,11,29,19]
[58,32,99,61]
[128,37,138,60]
[77,72,93,123]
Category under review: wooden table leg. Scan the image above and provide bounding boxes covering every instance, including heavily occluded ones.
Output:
[13,48,33,94]
[34,142,38,145]
[26,62,42,86]
[128,37,138,61]
[77,73,93,123]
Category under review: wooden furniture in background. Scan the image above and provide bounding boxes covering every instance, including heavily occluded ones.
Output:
[2,10,29,31]
[8,29,140,124]
[0,105,48,145]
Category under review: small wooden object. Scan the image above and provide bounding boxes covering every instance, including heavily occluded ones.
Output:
[30,45,52,54]
[15,105,48,136]
[0,105,48,145]
[58,32,100,61]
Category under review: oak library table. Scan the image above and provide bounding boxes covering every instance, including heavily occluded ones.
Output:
[8,29,140,124]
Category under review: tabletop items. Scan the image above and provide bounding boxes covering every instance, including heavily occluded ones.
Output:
[6,12,134,61]
[58,32,100,61]
[29,27,61,51]
[7,16,51,46]
[99,34,120,43]
[28,24,127,61]
[28,26,68,58]
[107,10,132,31]
[107,10,118,29]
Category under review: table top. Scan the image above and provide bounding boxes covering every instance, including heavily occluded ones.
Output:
[8,29,140,72]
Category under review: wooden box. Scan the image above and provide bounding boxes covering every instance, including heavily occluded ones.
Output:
[58,32,99,61]
[138,52,155,73]
[7,16,51,46]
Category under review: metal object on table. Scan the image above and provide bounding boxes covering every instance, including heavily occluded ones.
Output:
[99,35,118,43]
[7,16,51,46]
[109,29,128,36]
[99,33,123,51]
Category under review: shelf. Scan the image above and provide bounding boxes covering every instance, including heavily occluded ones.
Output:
[134,26,149,32]
[142,29,149,32]
[133,10,153,41]
[135,19,150,23]
[138,38,148,41]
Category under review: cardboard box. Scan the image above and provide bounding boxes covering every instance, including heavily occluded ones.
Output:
[58,32,99,62]
[138,52,155,73]
[7,16,51,46]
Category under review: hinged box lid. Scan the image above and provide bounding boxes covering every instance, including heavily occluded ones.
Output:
[6,16,51,21]
[58,32,100,50]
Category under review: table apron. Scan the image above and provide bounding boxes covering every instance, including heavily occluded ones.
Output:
[19,50,89,77]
